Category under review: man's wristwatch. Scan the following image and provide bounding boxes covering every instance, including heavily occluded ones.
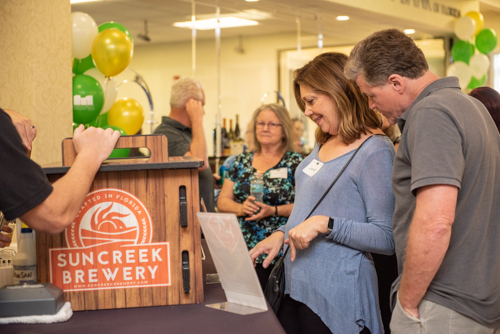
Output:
[327,217,334,234]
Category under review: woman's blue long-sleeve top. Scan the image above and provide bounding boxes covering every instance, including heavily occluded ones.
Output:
[279,135,395,334]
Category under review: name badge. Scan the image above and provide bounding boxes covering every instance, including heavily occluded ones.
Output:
[302,159,324,177]
[270,168,288,179]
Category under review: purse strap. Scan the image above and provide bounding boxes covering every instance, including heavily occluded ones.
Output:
[282,134,380,256]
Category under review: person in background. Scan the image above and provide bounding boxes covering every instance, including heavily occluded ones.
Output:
[345,29,500,333]
[153,77,215,212]
[0,108,120,246]
[217,103,303,290]
[469,86,500,133]
[250,52,395,334]
[291,118,305,154]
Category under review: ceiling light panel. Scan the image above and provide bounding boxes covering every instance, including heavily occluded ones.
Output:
[174,17,259,30]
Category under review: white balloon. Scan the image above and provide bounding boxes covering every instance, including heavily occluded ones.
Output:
[83,69,118,115]
[447,61,472,89]
[101,77,118,115]
[469,53,490,79]
[454,16,476,41]
[72,12,98,59]
[84,68,104,83]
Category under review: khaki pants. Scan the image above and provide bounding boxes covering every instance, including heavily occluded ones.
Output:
[390,293,499,334]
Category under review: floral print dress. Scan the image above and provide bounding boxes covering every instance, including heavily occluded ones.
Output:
[227,151,303,263]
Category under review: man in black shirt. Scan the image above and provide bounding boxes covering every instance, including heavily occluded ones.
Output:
[0,108,120,246]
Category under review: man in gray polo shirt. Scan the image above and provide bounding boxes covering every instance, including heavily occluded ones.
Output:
[345,29,500,333]
[154,77,215,212]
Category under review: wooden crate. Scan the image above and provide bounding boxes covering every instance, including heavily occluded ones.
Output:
[37,135,203,310]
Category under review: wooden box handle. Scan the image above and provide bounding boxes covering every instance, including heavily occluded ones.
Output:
[62,135,169,166]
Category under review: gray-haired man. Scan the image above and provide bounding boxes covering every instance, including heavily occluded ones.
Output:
[153,77,215,212]
[345,29,500,333]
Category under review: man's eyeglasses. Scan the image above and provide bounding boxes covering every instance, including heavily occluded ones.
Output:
[256,122,282,129]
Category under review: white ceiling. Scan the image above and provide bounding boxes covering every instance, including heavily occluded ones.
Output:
[72,0,500,47]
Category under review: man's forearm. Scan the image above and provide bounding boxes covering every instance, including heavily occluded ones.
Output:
[399,216,451,308]
[21,153,102,234]
[398,184,457,314]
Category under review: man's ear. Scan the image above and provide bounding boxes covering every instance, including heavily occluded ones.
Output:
[387,74,405,94]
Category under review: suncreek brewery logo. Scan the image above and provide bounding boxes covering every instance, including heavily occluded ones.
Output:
[49,188,171,292]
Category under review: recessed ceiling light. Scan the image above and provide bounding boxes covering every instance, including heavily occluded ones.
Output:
[336,16,349,21]
[404,29,416,34]
[174,17,259,30]
[246,0,259,2]
[70,0,101,3]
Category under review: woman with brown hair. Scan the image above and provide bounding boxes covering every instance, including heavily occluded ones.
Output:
[218,103,303,290]
[250,53,395,334]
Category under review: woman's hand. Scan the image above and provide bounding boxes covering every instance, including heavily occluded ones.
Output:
[243,196,275,221]
[286,215,328,261]
[249,231,285,268]
[212,173,221,189]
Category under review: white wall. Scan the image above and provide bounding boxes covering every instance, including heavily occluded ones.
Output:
[115,32,319,156]
[117,31,447,155]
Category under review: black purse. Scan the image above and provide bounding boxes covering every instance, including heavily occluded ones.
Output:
[264,135,376,314]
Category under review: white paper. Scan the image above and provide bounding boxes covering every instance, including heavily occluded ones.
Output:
[302,159,324,177]
[197,213,268,313]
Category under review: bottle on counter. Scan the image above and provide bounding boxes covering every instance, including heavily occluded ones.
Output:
[12,223,37,285]
[228,119,236,141]
[230,114,245,155]
[234,114,241,140]
[223,118,230,156]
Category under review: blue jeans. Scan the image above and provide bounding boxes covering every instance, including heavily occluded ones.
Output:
[391,292,499,334]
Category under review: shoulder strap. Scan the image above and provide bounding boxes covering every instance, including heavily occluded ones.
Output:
[282,134,378,256]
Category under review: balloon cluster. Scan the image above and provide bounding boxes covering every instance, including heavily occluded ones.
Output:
[448,12,497,90]
[71,12,145,158]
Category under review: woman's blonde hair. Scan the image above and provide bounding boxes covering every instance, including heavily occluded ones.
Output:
[293,52,381,145]
[251,103,296,153]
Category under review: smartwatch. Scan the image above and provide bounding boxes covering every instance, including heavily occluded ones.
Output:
[327,217,334,234]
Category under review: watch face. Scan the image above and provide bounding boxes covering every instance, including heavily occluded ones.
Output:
[328,217,334,230]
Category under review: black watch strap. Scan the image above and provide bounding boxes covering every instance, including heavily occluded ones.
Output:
[327,217,334,234]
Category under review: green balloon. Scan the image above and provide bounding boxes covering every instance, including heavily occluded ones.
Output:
[467,74,487,90]
[101,125,130,158]
[72,122,82,132]
[88,112,108,128]
[476,28,497,54]
[73,54,95,75]
[452,40,475,64]
[73,74,104,124]
[98,21,133,43]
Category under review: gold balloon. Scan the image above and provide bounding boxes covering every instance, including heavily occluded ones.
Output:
[108,98,144,135]
[91,29,133,77]
[465,11,484,36]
